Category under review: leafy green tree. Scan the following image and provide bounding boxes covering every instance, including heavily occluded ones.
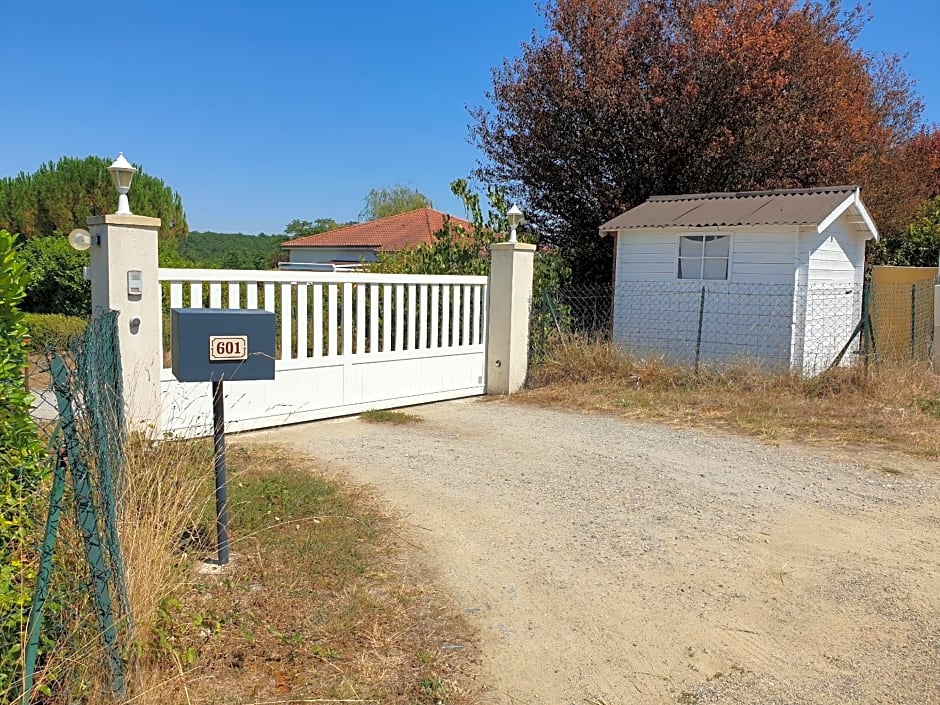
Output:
[359,185,432,221]
[370,178,569,290]
[876,196,940,267]
[283,218,352,238]
[369,179,502,276]
[0,230,46,695]
[0,155,187,243]
[18,236,90,316]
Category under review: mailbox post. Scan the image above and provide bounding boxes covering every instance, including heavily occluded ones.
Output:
[171,308,275,565]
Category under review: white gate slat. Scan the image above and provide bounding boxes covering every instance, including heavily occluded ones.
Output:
[246,282,258,309]
[369,284,379,353]
[441,285,450,347]
[481,282,489,347]
[280,284,292,361]
[430,285,439,348]
[419,285,428,349]
[407,284,416,350]
[328,284,338,356]
[382,285,392,352]
[263,283,276,312]
[395,284,404,351]
[342,282,353,357]
[189,282,203,308]
[228,282,240,309]
[209,282,222,308]
[356,283,366,354]
[462,284,471,347]
[312,284,323,357]
[473,285,481,345]
[452,285,461,347]
[169,282,183,309]
[296,284,308,359]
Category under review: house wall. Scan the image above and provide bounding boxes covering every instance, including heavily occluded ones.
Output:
[287,247,378,264]
[611,227,796,368]
[796,216,868,374]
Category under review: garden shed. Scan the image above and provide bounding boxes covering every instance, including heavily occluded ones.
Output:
[599,186,879,375]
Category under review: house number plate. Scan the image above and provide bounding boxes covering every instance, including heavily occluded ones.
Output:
[209,335,248,361]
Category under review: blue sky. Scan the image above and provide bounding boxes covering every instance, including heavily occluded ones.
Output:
[2,1,938,235]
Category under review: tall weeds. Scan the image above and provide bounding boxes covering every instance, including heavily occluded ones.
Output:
[27,437,212,704]
[525,336,940,457]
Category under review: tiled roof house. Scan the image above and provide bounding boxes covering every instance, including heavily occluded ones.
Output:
[281,208,472,268]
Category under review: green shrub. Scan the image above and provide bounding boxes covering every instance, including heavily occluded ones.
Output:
[24,313,88,350]
[18,236,90,316]
[0,229,47,697]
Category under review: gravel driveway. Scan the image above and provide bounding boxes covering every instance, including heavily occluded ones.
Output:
[253,398,940,705]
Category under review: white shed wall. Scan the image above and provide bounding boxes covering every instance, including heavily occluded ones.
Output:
[729,229,797,284]
[612,232,677,282]
[287,247,377,264]
[612,227,797,368]
[804,217,864,285]
[796,216,868,374]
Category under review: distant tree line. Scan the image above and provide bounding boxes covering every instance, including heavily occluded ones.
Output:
[178,231,287,270]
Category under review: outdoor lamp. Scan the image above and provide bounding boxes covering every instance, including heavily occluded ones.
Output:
[108,152,137,215]
[67,228,92,251]
[507,205,524,243]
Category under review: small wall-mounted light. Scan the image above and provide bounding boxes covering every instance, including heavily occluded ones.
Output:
[68,228,92,251]
[507,205,524,243]
[108,152,137,215]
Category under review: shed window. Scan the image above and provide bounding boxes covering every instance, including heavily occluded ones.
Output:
[678,235,730,280]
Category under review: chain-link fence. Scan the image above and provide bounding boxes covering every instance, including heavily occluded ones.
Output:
[23,311,130,703]
[869,280,935,363]
[530,283,614,364]
[531,279,936,375]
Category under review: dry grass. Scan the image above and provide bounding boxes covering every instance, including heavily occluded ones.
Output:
[123,443,478,705]
[522,338,940,459]
[25,437,214,704]
[28,441,478,705]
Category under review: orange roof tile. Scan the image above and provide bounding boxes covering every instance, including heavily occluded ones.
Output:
[282,208,472,251]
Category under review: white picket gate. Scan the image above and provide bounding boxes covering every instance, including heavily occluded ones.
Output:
[158,268,489,435]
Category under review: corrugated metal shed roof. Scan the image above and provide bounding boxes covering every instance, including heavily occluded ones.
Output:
[600,186,876,237]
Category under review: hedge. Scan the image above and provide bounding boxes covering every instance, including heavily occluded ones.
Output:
[24,313,88,350]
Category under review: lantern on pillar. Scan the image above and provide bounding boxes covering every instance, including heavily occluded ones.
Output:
[108,153,137,215]
[507,205,524,243]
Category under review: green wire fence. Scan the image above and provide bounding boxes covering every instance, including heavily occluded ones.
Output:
[22,310,130,704]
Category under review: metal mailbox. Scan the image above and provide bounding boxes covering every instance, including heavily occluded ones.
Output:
[171,308,275,382]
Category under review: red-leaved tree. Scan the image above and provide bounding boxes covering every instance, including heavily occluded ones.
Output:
[471,0,929,280]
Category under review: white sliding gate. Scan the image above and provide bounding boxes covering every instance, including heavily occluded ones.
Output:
[159,268,488,436]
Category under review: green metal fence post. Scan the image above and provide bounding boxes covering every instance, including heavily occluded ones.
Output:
[21,450,68,705]
[80,321,132,636]
[694,285,706,374]
[51,353,126,701]
[910,283,917,360]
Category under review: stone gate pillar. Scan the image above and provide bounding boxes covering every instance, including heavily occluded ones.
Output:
[87,213,163,432]
[486,242,536,394]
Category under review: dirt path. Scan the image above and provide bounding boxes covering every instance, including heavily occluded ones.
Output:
[251,399,940,705]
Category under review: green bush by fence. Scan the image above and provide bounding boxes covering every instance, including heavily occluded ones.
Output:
[0,229,47,698]
[24,313,88,350]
